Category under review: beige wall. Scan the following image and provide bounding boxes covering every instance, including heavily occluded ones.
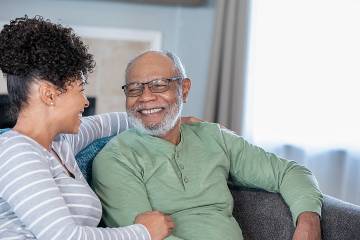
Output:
[83,38,151,113]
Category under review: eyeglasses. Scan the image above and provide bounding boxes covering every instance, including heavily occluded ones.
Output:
[122,76,183,97]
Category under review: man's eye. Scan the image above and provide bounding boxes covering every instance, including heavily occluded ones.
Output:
[153,83,167,87]
[152,80,168,87]
[151,84,168,91]
[128,88,141,93]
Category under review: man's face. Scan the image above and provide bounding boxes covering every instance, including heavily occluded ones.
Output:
[125,53,190,136]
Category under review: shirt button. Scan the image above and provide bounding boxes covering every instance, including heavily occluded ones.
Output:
[184,177,189,183]
[179,163,184,170]
[176,152,180,158]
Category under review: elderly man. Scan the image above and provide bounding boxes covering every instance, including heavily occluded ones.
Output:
[92,51,322,240]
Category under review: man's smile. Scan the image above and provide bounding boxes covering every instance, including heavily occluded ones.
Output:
[138,107,164,115]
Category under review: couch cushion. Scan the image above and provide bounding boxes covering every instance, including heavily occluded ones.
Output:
[321,195,360,239]
[76,136,113,183]
[230,185,294,239]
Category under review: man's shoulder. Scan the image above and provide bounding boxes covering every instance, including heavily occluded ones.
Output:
[114,128,139,140]
[182,121,220,131]
[182,122,246,148]
[92,130,135,169]
[95,128,143,156]
[182,122,224,137]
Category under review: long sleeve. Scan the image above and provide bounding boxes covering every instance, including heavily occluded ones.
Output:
[92,140,184,240]
[66,112,129,155]
[221,128,323,224]
[0,136,150,240]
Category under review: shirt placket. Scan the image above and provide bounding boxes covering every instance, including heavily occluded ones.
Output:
[174,146,189,189]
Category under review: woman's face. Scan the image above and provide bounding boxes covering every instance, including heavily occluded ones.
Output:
[54,79,89,134]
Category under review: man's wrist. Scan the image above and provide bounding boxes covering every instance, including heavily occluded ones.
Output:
[297,211,320,226]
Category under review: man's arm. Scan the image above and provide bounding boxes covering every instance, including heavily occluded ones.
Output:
[221,128,322,228]
[92,142,184,240]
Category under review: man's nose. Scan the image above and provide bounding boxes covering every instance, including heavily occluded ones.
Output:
[138,85,156,101]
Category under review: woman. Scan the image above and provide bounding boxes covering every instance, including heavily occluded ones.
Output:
[0,16,179,240]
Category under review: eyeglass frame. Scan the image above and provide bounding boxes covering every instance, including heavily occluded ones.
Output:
[121,76,183,97]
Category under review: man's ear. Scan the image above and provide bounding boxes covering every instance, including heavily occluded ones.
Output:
[182,78,191,103]
[38,82,58,106]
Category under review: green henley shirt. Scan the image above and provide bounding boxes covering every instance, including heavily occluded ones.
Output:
[92,122,322,240]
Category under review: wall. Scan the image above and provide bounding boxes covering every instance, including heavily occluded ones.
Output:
[0,0,216,117]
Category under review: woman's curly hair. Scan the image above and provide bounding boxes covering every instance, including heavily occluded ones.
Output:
[0,15,95,115]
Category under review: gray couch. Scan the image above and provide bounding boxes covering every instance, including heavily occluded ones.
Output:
[75,135,360,240]
[1,128,359,239]
[230,186,360,239]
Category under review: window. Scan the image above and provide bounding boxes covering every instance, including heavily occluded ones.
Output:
[244,0,360,149]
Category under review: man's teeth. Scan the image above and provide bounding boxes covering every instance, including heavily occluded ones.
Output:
[140,108,162,115]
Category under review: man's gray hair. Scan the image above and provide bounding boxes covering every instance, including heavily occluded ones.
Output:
[164,51,187,78]
[125,50,187,82]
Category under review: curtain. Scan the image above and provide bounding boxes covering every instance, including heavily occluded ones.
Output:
[204,0,250,133]
[270,144,360,205]
[206,0,360,206]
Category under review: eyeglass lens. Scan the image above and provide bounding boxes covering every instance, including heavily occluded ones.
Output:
[125,78,171,96]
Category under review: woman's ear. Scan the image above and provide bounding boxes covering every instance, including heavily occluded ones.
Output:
[39,82,57,106]
[182,78,191,103]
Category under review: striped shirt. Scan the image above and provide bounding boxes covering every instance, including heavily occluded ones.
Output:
[0,112,150,240]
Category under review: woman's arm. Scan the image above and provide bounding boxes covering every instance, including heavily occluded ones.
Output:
[66,112,129,154]
[67,113,203,155]
[0,138,150,240]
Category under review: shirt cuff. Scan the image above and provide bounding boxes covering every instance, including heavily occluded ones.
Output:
[290,197,323,226]
[134,223,152,240]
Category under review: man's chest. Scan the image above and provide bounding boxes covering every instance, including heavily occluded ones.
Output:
[139,144,233,214]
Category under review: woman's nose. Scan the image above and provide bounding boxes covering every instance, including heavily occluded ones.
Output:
[84,96,90,108]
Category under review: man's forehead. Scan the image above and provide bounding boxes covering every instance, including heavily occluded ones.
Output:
[132,52,173,68]
[127,54,177,81]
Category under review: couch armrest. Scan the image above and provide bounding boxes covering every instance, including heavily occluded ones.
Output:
[229,185,360,240]
[321,194,360,239]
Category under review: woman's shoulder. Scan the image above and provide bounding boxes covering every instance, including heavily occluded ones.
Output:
[0,130,45,160]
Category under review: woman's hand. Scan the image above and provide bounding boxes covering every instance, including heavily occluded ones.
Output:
[181,116,203,124]
[135,211,175,240]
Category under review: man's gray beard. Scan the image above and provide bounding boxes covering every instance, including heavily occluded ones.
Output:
[127,90,183,137]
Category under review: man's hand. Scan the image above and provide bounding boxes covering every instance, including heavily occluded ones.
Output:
[293,212,321,240]
[135,211,175,240]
